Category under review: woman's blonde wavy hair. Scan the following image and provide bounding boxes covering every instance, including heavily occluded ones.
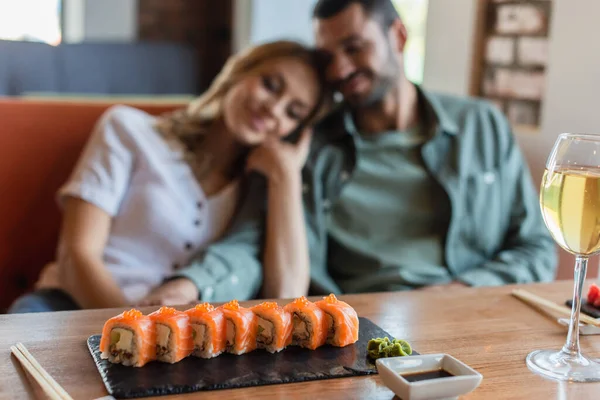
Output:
[155,40,331,160]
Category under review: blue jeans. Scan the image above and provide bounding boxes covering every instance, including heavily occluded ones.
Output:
[7,289,80,313]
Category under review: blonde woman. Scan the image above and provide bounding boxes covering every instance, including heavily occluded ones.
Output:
[8,41,330,313]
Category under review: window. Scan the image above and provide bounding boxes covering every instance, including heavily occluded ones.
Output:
[0,0,62,45]
[392,0,428,85]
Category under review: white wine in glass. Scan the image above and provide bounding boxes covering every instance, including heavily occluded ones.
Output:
[529,133,600,382]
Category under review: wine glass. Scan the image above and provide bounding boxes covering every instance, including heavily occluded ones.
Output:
[527,133,600,382]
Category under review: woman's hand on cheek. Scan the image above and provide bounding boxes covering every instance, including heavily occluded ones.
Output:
[246,128,313,184]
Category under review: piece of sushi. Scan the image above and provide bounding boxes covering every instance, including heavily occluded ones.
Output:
[220,300,257,355]
[251,302,293,353]
[100,309,156,367]
[314,294,359,347]
[284,296,328,350]
[148,306,194,363]
[184,303,226,359]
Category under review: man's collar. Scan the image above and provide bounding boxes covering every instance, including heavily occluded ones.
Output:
[418,86,459,136]
[342,110,359,137]
[339,85,459,137]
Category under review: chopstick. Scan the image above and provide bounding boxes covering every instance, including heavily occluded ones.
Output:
[10,343,73,400]
[512,289,600,328]
[510,291,564,327]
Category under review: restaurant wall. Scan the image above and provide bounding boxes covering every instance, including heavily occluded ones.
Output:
[233,0,317,51]
[62,0,138,43]
[421,0,478,97]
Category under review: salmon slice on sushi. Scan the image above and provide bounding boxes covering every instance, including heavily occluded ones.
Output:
[100,309,156,367]
[148,306,193,363]
[251,302,292,353]
[284,296,328,350]
[315,294,359,347]
[184,303,226,359]
[220,300,257,355]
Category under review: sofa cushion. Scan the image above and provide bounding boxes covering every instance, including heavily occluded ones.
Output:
[0,40,199,96]
[57,42,198,95]
[0,40,60,95]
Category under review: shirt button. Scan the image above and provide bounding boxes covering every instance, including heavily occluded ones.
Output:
[340,171,350,182]
[483,172,496,184]
[302,183,310,194]
[185,242,193,251]
[197,201,203,209]
[194,220,201,226]
[172,263,181,270]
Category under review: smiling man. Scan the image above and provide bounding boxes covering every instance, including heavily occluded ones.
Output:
[303,0,557,295]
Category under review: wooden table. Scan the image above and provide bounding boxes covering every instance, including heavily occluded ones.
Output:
[2,281,600,400]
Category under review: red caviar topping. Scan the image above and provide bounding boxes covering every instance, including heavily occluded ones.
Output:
[256,301,279,310]
[156,306,179,315]
[323,294,339,303]
[291,296,310,306]
[222,300,240,311]
[122,309,143,319]
[193,303,215,313]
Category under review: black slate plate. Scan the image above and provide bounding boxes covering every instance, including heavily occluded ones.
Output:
[87,317,416,399]
[566,299,600,318]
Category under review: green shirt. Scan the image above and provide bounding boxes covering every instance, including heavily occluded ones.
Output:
[327,124,452,292]
[304,87,557,295]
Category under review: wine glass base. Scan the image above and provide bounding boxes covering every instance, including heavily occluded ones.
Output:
[526,349,600,382]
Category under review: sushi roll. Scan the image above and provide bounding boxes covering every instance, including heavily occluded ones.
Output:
[100,309,156,367]
[220,300,257,355]
[251,302,293,353]
[284,296,328,350]
[148,306,194,363]
[184,303,226,359]
[314,294,359,347]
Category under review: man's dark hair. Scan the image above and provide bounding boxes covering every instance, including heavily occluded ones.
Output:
[313,0,401,29]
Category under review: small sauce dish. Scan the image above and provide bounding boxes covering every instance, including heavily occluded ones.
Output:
[376,353,483,400]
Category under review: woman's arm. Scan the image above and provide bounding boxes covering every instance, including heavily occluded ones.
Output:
[262,171,310,298]
[246,129,313,298]
[57,197,128,308]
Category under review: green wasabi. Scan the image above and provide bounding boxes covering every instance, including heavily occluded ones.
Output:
[367,337,412,359]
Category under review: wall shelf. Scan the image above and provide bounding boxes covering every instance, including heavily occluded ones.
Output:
[470,0,553,132]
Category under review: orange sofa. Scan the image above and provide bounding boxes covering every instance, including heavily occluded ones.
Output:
[0,98,183,311]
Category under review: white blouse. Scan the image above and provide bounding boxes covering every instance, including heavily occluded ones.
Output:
[37,105,240,303]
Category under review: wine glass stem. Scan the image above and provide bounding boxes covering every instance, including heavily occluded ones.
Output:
[562,256,588,356]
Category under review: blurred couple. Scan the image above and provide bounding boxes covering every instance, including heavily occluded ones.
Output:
[9,0,556,314]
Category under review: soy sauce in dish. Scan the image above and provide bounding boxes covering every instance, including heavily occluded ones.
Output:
[401,369,454,382]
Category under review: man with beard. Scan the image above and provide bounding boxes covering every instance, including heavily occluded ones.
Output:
[302,0,557,294]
